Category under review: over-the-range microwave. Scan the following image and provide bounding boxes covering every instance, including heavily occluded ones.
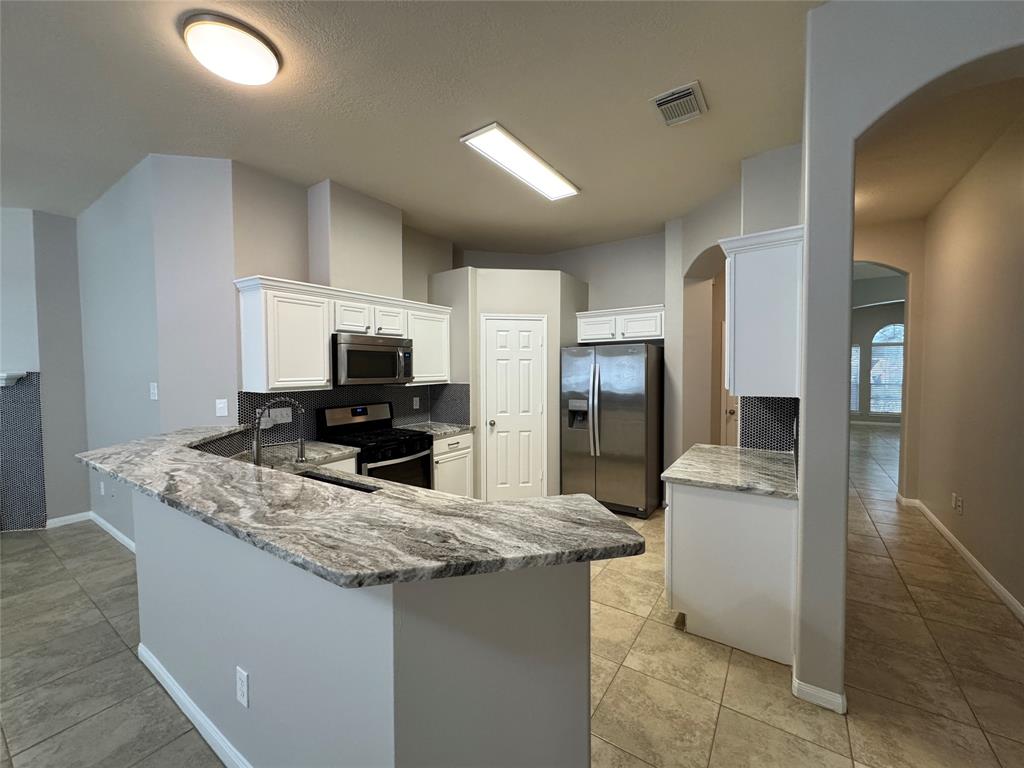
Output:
[334,333,413,385]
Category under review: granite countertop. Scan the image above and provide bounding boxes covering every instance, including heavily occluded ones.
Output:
[661,444,798,500]
[404,422,474,439]
[232,440,359,469]
[78,426,643,589]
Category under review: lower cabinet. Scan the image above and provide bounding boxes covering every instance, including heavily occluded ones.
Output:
[432,434,474,497]
[319,457,357,474]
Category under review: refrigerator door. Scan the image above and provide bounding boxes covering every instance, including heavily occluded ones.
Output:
[595,344,648,512]
[560,347,596,497]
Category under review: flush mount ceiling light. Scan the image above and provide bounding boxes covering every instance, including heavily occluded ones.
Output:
[182,13,281,86]
[460,123,579,201]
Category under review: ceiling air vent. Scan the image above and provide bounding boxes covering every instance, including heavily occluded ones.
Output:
[652,81,708,126]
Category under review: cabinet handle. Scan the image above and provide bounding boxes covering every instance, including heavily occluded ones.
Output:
[365,325,370,332]
[448,441,459,448]
[620,331,625,337]
[609,331,615,338]
[434,460,440,465]
[377,326,383,333]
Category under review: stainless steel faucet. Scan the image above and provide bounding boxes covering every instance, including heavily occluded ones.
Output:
[252,397,307,467]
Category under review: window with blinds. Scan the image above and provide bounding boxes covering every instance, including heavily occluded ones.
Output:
[850,345,860,412]
[870,324,904,414]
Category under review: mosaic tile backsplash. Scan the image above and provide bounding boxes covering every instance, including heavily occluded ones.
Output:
[1,373,47,531]
[739,396,799,453]
[236,383,471,445]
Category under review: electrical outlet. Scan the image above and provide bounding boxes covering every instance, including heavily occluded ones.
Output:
[99,480,105,496]
[413,396,421,410]
[951,493,957,510]
[215,399,228,417]
[149,382,159,400]
[955,495,964,516]
[236,666,249,708]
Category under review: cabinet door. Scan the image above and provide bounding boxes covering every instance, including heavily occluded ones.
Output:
[373,306,407,337]
[434,449,473,497]
[408,310,450,383]
[577,315,617,343]
[334,300,372,334]
[266,290,331,390]
[618,310,663,340]
[728,243,801,397]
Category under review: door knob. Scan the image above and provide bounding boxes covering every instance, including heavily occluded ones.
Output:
[489,419,496,427]
[727,409,737,416]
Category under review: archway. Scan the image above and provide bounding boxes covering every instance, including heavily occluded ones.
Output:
[796,2,1023,711]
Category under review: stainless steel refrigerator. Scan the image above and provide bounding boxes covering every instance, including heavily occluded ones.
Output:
[561,343,663,518]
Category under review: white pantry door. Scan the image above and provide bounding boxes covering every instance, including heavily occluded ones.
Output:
[482,316,546,501]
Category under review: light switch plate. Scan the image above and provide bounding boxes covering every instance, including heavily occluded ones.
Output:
[149,382,159,400]
[236,666,249,708]
[216,399,228,417]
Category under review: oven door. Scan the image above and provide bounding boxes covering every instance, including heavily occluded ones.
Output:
[361,449,433,489]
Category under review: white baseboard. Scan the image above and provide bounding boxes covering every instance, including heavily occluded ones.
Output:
[898,495,1024,624]
[46,511,135,554]
[139,644,253,768]
[792,676,847,714]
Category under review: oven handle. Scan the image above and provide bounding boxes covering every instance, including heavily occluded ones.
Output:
[361,448,432,473]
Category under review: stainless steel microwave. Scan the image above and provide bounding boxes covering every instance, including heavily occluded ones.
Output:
[334,334,413,385]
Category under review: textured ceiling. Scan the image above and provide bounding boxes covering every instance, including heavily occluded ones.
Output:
[1,1,813,252]
[855,76,1024,225]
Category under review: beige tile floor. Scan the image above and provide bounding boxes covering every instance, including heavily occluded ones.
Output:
[591,423,1024,768]
[2,423,1020,767]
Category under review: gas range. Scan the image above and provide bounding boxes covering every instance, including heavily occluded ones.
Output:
[316,403,433,488]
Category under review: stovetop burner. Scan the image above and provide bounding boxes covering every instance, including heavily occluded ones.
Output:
[315,403,432,464]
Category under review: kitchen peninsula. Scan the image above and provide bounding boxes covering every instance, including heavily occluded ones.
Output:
[79,426,643,768]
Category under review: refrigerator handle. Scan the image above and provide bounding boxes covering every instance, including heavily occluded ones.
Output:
[593,363,601,457]
[587,362,596,457]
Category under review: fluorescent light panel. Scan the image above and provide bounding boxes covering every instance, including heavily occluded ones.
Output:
[460,123,578,200]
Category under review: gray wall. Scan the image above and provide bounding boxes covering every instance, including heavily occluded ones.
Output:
[917,123,1023,603]
[232,162,308,282]
[460,232,665,311]
[77,158,160,538]
[33,212,89,519]
[1,208,39,372]
[402,226,453,303]
[798,0,1023,703]
[740,144,803,235]
[852,275,906,308]
[849,302,905,424]
[150,155,239,429]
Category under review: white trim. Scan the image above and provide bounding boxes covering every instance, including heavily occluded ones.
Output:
[45,511,136,554]
[234,274,452,314]
[791,676,847,714]
[138,644,253,768]
[478,313,549,501]
[719,224,805,255]
[898,495,1024,623]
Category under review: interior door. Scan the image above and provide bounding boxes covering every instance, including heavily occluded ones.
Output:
[483,316,546,500]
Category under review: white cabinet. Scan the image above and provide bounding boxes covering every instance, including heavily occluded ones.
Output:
[720,225,803,397]
[238,282,332,392]
[408,309,451,384]
[320,457,357,474]
[373,306,407,337]
[577,305,665,343]
[334,300,372,334]
[433,433,474,497]
[236,276,453,393]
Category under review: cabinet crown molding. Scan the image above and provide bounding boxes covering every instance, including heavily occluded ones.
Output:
[234,275,451,314]
[577,303,665,318]
[719,224,805,256]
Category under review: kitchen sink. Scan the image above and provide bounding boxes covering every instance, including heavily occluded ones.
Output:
[297,470,379,494]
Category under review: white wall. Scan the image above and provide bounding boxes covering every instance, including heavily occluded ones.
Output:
[77,158,161,538]
[308,180,403,296]
[232,162,308,282]
[150,155,239,429]
[460,232,665,311]
[1,208,39,373]
[741,143,803,235]
[33,212,90,519]
[798,0,1024,705]
[402,226,452,303]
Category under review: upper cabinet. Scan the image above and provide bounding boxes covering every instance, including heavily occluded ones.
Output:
[236,276,452,392]
[577,305,665,343]
[720,225,803,398]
